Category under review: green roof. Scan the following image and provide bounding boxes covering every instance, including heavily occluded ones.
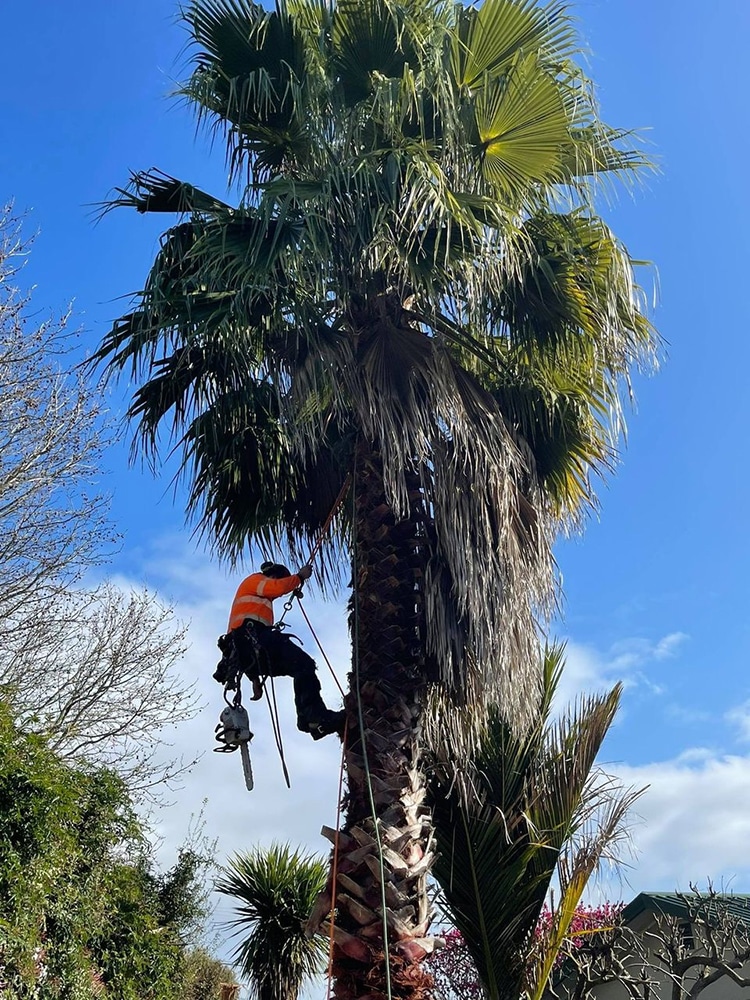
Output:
[623,892,750,927]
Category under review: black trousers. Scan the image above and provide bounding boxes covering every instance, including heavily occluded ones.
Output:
[233,621,326,725]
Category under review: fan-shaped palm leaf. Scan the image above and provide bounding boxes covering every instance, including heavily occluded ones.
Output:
[474,54,570,197]
[453,0,576,89]
[182,0,309,178]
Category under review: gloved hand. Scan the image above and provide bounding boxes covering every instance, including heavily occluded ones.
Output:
[297,563,313,581]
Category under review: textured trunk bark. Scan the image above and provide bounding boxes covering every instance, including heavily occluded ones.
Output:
[322,442,437,1000]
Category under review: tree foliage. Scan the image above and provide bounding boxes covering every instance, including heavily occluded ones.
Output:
[177,949,238,1000]
[427,647,641,1000]
[215,843,328,1000]
[0,208,111,610]
[0,700,226,1000]
[0,583,198,792]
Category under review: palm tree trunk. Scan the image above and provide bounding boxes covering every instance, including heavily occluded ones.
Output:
[325,443,437,1000]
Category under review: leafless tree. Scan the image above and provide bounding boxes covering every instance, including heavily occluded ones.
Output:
[549,886,750,1000]
[548,918,652,1000]
[0,207,200,793]
[0,210,112,621]
[0,583,199,790]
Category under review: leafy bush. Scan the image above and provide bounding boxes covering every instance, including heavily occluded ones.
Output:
[0,702,220,1000]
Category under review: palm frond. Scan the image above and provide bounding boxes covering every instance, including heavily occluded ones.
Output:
[106,169,233,215]
[453,0,576,90]
[180,0,309,179]
[182,390,353,568]
[430,646,642,1000]
[564,124,650,180]
[474,54,570,199]
[332,0,419,105]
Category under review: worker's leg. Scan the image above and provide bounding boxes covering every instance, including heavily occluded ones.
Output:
[260,631,325,716]
[256,629,341,736]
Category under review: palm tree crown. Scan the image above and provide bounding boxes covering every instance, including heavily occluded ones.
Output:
[97,0,655,715]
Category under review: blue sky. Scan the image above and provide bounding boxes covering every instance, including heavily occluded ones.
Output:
[3,0,750,902]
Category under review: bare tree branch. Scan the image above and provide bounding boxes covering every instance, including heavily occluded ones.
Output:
[549,886,750,1000]
[0,207,200,796]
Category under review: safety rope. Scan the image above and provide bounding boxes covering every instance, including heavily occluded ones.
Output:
[308,474,352,566]
[325,716,349,1000]
[265,676,291,788]
[275,474,352,630]
[296,600,346,699]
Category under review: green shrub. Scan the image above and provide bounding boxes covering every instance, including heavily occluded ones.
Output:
[0,702,215,1000]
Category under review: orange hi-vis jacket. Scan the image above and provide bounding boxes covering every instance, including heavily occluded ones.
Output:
[228,572,302,631]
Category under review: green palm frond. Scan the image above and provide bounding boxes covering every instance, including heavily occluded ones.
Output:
[527,785,638,1000]
[181,0,308,178]
[453,0,576,89]
[495,210,656,385]
[429,646,642,1000]
[332,0,419,105]
[183,390,352,563]
[107,169,233,215]
[474,54,570,198]
[216,843,328,1000]
[565,124,649,180]
[553,58,651,185]
[489,366,610,517]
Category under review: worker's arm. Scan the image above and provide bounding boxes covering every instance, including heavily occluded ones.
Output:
[256,574,303,599]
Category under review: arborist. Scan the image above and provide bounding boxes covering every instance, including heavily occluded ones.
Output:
[215,561,344,741]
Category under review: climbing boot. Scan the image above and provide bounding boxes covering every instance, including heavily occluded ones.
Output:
[299,709,345,741]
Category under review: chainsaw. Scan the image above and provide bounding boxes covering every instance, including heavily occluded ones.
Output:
[214,703,254,791]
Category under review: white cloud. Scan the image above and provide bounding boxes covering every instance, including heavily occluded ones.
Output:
[653,632,690,660]
[664,703,712,726]
[725,699,750,743]
[592,749,750,898]
[553,633,750,899]
[555,632,689,708]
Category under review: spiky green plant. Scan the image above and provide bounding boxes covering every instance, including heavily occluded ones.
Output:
[216,843,328,1000]
[429,646,642,1000]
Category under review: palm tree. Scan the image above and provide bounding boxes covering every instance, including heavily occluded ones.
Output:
[95,1,655,995]
[216,843,328,1000]
[428,647,641,1000]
